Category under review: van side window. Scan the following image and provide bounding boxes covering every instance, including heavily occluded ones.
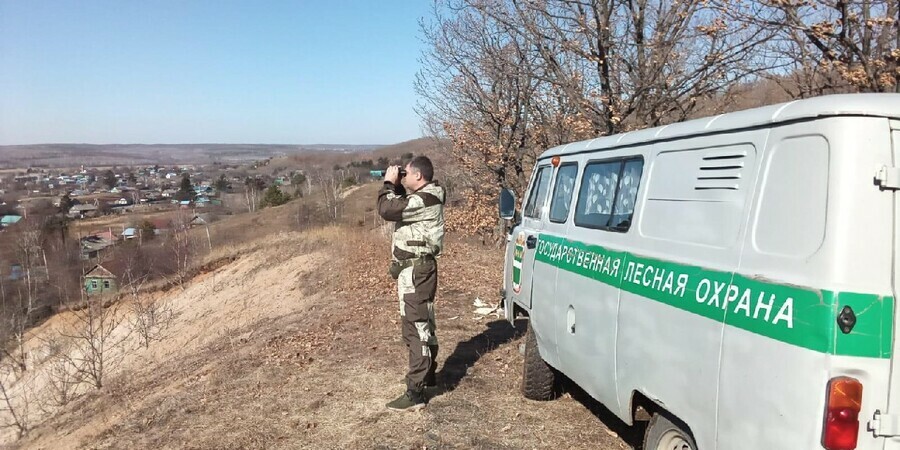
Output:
[549,163,578,223]
[575,158,643,231]
[524,166,552,219]
[613,160,644,226]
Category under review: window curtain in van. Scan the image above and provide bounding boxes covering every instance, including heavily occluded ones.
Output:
[614,162,642,216]
[584,165,619,214]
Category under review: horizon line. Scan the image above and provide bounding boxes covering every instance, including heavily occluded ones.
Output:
[0,142,404,147]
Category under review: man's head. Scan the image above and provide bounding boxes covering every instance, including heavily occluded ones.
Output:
[401,155,434,191]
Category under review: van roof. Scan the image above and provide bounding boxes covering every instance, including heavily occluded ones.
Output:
[540,93,900,159]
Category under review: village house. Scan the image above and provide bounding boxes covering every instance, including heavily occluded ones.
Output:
[193,186,213,196]
[88,229,118,242]
[69,204,99,219]
[80,234,115,260]
[189,213,213,228]
[83,265,117,295]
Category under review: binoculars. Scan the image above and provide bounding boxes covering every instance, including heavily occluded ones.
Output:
[371,168,407,177]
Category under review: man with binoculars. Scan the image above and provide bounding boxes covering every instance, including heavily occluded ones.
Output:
[376,156,445,411]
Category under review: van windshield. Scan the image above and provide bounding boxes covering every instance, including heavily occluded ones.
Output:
[524,166,552,219]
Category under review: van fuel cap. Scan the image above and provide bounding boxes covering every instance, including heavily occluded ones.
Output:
[837,305,856,334]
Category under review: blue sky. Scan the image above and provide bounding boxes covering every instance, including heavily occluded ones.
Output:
[0,1,431,145]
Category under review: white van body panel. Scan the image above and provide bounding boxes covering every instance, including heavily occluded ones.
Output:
[884,119,900,450]
[503,94,900,450]
[716,117,894,450]
[614,130,767,450]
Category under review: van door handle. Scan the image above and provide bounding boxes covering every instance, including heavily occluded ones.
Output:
[526,235,537,249]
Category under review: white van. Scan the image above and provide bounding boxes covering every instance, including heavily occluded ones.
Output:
[499,93,900,450]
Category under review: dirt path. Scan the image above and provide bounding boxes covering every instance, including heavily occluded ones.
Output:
[11,228,635,449]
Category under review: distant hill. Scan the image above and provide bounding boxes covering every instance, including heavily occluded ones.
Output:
[369,137,454,167]
[267,137,453,171]
[0,143,384,168]
[369,137,439,158]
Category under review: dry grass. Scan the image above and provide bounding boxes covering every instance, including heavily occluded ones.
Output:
[7,186,635,450]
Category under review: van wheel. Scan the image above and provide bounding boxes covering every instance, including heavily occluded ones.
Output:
[521,322,558,401]
[643,413,696,450]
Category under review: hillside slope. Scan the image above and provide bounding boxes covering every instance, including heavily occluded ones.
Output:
[8,187,633,450]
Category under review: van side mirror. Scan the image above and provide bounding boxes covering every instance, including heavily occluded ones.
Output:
[499,188,516,220]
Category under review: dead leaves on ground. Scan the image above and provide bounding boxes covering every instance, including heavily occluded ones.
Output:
[263,326,334,368]
[262,228,506,373]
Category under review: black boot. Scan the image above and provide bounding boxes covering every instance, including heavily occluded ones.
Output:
[386,389,426,411]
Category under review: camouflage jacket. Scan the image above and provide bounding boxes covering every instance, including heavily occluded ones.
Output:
[377,181,445,261]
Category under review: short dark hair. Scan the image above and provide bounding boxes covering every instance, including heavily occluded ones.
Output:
[407,155,434,181]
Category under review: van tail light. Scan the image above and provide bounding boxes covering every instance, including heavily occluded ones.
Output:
[822,377,863,450]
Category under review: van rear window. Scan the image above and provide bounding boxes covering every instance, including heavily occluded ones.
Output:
[524,166,552,219]
[574,158,643,231]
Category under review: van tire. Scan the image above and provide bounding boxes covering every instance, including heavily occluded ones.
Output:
[521,322,558,401]
[643,413,696,450]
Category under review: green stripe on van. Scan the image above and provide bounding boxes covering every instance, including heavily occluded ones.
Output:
[534,234,893,359]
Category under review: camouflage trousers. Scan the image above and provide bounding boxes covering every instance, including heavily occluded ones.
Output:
[397,258,439,392]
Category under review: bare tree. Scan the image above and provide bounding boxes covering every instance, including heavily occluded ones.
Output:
[313,169,344,221]
[119,246,151,299]
[13,220,47,314]
[0,310,28,375]
[417,3,543,195]
[724,0,899,95]
[0,369,30,438]
[129,297,173,350]
[243,177,265,213]
[165,214,196,290]
[39,337,81,408]
[120,251,173,349]
[295,202,313,229]
[0,277,34,375]
[417,0,777,236]
[44,233,84,308]
[57,295,129,389]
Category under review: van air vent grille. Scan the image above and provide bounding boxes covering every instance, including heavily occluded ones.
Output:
[695,150,746,191]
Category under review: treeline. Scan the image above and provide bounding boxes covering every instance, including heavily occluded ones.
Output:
[416,0,899,235]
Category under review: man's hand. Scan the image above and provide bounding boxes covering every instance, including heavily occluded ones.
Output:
[384,165,401,185]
